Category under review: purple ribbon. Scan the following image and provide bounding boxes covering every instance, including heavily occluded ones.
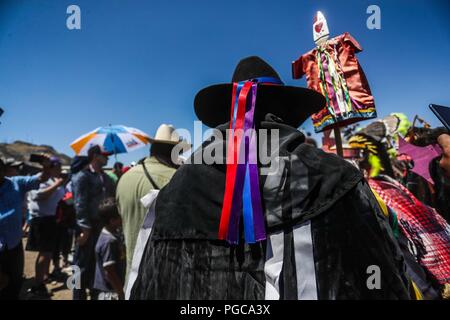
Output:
[227,82,266,244]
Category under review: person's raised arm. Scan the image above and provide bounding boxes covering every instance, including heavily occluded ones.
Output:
[35,178,65,200]
[18,156,54,193]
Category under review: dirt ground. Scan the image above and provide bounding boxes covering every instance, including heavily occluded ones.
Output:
[21,238,72,300]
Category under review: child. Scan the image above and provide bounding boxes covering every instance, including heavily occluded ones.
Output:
[94,198,126,300]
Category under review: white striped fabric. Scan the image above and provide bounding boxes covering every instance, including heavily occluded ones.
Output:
[124,190,159,300]
[264,231,284,300]
[293,221,318,300]
[264,221,318,300]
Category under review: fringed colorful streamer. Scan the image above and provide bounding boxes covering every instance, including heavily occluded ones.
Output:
[317,45,353,119]
[313,45,376,132]
[218,77,282,244]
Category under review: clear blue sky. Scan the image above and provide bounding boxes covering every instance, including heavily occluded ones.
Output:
[1,0,449,165]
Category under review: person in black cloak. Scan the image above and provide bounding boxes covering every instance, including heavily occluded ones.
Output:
[129,56,412,300]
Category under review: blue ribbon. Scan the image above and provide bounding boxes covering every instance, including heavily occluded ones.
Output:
[225,76,283,244]
[243,164,256,243]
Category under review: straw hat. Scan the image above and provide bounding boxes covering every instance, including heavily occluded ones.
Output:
[149,124,190,148]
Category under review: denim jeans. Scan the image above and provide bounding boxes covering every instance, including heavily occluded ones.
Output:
[72,224,100,300]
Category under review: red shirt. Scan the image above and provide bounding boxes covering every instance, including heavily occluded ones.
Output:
[293,33,376,132]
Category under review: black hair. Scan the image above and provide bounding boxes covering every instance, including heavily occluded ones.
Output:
[70,156,89,175]
[98,198,121,226]
[87,145,102,162]
[150,143,180,169]
[113,162,124,171]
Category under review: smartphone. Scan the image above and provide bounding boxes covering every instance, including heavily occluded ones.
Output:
[429,104,450,131]
[29,154,47,164]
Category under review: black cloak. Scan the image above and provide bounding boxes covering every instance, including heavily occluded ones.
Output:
[130,116,411,300]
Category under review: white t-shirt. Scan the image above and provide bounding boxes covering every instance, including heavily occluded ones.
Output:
[28,178,65,218]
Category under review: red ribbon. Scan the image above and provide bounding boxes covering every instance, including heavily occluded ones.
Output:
[218,81,253,240]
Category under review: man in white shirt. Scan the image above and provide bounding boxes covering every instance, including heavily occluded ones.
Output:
[26,157,66,298]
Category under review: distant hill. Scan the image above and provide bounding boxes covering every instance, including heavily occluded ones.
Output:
[0,140,72,166]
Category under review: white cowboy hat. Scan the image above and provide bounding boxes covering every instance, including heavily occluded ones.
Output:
[149,124,190,149]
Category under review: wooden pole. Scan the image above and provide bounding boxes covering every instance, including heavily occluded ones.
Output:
[333,127,344,158]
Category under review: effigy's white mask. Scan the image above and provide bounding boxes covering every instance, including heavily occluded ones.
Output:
[313,11,329,47]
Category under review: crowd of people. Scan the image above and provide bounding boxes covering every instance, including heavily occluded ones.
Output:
[1,56,450,300]
[0,124,183,300]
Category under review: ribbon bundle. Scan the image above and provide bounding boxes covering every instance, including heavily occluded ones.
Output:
[218,77,282,244]
[316,46,355,119]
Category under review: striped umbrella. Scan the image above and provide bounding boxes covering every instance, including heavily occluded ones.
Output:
[70,125,151,155]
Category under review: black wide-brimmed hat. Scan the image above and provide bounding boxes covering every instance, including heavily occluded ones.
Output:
[194,56,326,128]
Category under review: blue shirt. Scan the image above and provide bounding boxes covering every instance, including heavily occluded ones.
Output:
[0,175,41,250]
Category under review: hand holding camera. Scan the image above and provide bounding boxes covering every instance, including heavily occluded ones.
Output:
[29,153,61,182]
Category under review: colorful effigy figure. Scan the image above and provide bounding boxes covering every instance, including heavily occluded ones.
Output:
[292,11,377,133]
